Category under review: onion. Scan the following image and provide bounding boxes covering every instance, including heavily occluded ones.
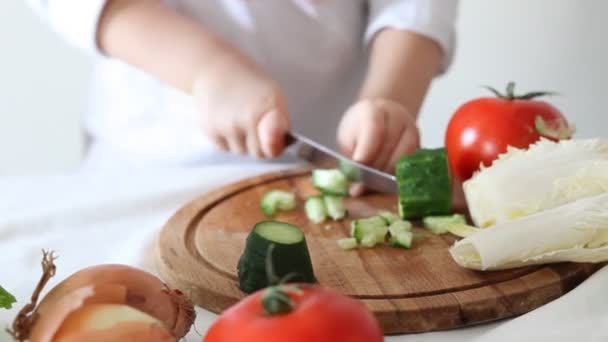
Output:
[10,251,195,342]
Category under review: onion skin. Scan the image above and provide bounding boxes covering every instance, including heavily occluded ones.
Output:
[29,285,126,342]
[32,264,195,339]
[56,321,175,342]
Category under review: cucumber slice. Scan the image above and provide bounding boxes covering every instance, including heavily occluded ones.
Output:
[388,220,412,237]
[337,237,358,250]
[312,169,349,196]
[324,195,347,220]
[237,221,316,294]
[378,211,400,225]
[351,216,388,243]
[423,214,466,235]
[396,148,452,219]
[260,190,296,217]
[360,234,377,248]
[305,195,327,224]
[390,231,413,249]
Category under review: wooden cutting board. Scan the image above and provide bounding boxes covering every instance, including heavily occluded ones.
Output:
[155,168,599,334]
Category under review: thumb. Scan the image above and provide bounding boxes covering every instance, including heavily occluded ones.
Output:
[258,109,290,158]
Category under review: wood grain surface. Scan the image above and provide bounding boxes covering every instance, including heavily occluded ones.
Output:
[155,168,600,334]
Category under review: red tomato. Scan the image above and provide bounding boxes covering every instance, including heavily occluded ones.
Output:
[445,82,573,181]
[204,284,383,342]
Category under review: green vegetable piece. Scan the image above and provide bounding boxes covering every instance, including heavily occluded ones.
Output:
[388,220,412,237]
[237,221,316,294]
[312,169,349,196]
[337,237,358,250]
[0,285,16,310]
[396,148,452,219]
[324,195,347,221]
[423,214,466,235]
[378,211,400,225]
[305,195,327,224]
[351,216,388,243]
[389,231,413,249]
[261,190,296,217]
[360,234,378,248]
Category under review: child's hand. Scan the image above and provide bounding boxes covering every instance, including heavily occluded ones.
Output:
[337,98,420,173]
[193,59,290,159]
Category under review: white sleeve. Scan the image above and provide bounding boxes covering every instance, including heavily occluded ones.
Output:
[26,0,109,56]
[366,0,459,73]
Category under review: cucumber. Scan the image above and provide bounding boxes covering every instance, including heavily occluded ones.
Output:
[378,211,400,225]
[423,214,466,235]
[396,148,452,219]
[390,231,413,249]
[260,190,296,217]
[351,216,388,243]
[305,195,327,224]
[237,221,316,294]
[323,195,347,220]
[388,220,412,237]
[360,234,378,248]
[337,237,358,250]
[312,169,349,196]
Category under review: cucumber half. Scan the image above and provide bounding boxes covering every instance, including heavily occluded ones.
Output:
[312,169,349,196]
[396,148,452,219]
[237,221,316,294]
[260,190,296,217]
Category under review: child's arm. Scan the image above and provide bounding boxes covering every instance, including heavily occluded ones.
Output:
[338,0,458,173]
[98,1,290,158]
[358,29,442,118]
[337,29,442,172]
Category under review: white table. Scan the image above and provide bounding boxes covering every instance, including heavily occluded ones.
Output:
[1,164,606,342]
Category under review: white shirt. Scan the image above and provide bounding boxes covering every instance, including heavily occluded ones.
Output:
[27,0,458,169]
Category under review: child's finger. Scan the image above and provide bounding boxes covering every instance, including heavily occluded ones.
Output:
[386,127,419,172]
[352,109,385,164]
[225,128,247,155]
[245,129,263,159]
[372,110,405,171]
[258,109,289,158]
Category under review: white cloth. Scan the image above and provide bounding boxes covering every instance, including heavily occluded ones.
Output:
[25,0,458,169]
[1,165,607,341]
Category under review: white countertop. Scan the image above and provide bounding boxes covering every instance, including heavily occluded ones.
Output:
[1,164,606,342]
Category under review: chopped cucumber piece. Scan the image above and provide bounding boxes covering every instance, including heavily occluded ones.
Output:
[338,159,361,182]
[312,169,349,196]
[237,221,316,294]
[388,220,412,237]
[351,216,388,243]
[378,211,400,225]
[446,222,481,238]
[305,195,327,224]
[360,234,378,248]
[260,190,296,217]
[423,214,466,235]
[396,148,452,219]
[324,195,347,220]
[337,237,358,250]
[390,231,413,249]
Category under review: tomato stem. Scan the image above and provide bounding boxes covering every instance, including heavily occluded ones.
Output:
[482,82,558,100]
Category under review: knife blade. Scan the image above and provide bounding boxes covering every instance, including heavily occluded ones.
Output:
[285,131,397,193]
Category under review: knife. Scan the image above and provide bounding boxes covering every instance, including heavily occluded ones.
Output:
[285,131,397,193]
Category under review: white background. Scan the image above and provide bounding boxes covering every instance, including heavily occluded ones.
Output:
[1,0,606,175]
